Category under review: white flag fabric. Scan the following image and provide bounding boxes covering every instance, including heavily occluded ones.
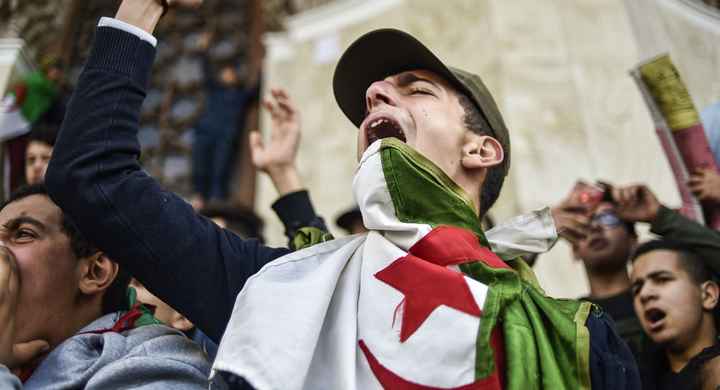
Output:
[212,141,554,389]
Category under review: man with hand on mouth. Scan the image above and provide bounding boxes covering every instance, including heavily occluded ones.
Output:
[46,0,641,388]
[630,240,720,390]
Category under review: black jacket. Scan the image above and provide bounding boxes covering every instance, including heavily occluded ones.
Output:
[46,26,289,345]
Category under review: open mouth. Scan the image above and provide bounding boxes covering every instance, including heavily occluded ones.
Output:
[365,117,407,146]
[644,308,667,330]
[588,237,607,251]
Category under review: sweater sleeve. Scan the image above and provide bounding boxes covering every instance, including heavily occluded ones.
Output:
[45,26,291,343]
[650,206,720,276]
[0,366,22,389]
[271,190,329,246]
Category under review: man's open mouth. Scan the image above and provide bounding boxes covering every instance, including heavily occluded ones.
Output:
[644,308,667,331]
[588,237,607,251]
[365,117,407,146]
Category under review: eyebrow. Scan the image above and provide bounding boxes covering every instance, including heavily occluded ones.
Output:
[394,73,439,89]
[646,270,674,279]
[2,216,47,232]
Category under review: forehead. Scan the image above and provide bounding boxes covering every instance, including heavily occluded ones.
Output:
[632,249,683,278]
[26,141,53,154]
[0,194,62,228]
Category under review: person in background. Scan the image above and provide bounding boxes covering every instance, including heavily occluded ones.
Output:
[190,31,259,208]
[688,101,720,206]
[24,122,56,185]
[130,279,219,362]
[630,239,720,390]
[0,184,210,388]
[555,181,720,360]
[335,206,366,235]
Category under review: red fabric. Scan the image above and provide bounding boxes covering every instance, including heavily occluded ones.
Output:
[408,226,510,269]
[366,225,507,389]
[375,254,481,342]
[79,305,144,335]
[359,340,502,390]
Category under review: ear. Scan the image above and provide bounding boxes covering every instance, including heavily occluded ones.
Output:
[78,253,119,296]
[461,134,503,171]
[168,311,195,332]
[701,280,720,311]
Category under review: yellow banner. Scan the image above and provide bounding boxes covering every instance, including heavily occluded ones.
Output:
[638,54,700,131]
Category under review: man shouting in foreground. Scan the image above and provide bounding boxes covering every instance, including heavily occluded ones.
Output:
[46,0,638,388]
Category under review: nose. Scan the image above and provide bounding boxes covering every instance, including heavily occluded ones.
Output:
[638,284,657,305]
[365,80,397,113]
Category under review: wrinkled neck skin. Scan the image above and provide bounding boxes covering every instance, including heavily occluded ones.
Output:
[352,138,488,251]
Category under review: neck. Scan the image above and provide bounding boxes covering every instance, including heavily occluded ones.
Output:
[50,301,104,349]
[585,267,631,299]
[354,139,489,246]
[453,172,483,217]
[666,314,717,373]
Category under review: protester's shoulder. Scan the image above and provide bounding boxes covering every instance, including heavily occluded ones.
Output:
[123,324,211,371]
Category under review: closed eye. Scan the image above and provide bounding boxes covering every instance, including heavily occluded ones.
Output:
[409,87,434,96]
[14,229,37,242]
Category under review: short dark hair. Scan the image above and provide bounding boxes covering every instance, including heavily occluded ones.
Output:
[457,94,505,216]
[1,184,130,314]
[27,122,58,147]
[631,239,714,285]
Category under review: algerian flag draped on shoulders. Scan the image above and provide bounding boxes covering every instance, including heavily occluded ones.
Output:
[212,138,592,390]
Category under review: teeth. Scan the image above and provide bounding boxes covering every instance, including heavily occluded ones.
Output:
[370,118,387,128]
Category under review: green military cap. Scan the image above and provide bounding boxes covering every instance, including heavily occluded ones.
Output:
[332,28,511,175]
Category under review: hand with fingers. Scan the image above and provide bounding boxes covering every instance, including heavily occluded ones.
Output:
[0,246,49,370]
[688,168,720,203]
[610,184,661,223]
[551,181,595,244]
[249,88,303,196]
[115,0,203,35]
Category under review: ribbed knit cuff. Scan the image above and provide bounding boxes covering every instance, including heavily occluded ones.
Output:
[271,190,319,228]
[86,26,157,89]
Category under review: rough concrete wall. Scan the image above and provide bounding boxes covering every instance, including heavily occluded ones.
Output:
[259,0,718,298]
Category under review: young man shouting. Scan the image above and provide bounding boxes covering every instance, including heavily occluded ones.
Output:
[631,240,720,389]
[0,185,211,388]
[46,0,637,388]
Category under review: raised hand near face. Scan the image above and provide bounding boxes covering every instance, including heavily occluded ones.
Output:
[550,181,597,244]
[0,246,48,370]
[610,184,661,223]
[688,168,720,203]
[249,88,303,195]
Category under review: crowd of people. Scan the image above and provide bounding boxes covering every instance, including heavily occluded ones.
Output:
[2,0,720,389]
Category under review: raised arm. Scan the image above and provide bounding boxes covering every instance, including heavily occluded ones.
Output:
[249,88,328,245]
[613,184,720,276]
[45,0,290,343]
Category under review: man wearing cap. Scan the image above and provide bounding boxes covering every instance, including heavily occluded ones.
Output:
[46,0,637,389]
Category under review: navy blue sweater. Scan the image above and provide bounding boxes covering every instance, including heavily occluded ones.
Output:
[46,27,291,344]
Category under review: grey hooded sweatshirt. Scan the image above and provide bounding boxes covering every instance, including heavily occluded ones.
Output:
[0,311,211,389]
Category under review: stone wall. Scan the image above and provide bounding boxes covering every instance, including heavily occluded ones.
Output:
[260,0,720,298]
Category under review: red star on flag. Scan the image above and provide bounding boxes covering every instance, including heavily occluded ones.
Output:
[375,254,482,342]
